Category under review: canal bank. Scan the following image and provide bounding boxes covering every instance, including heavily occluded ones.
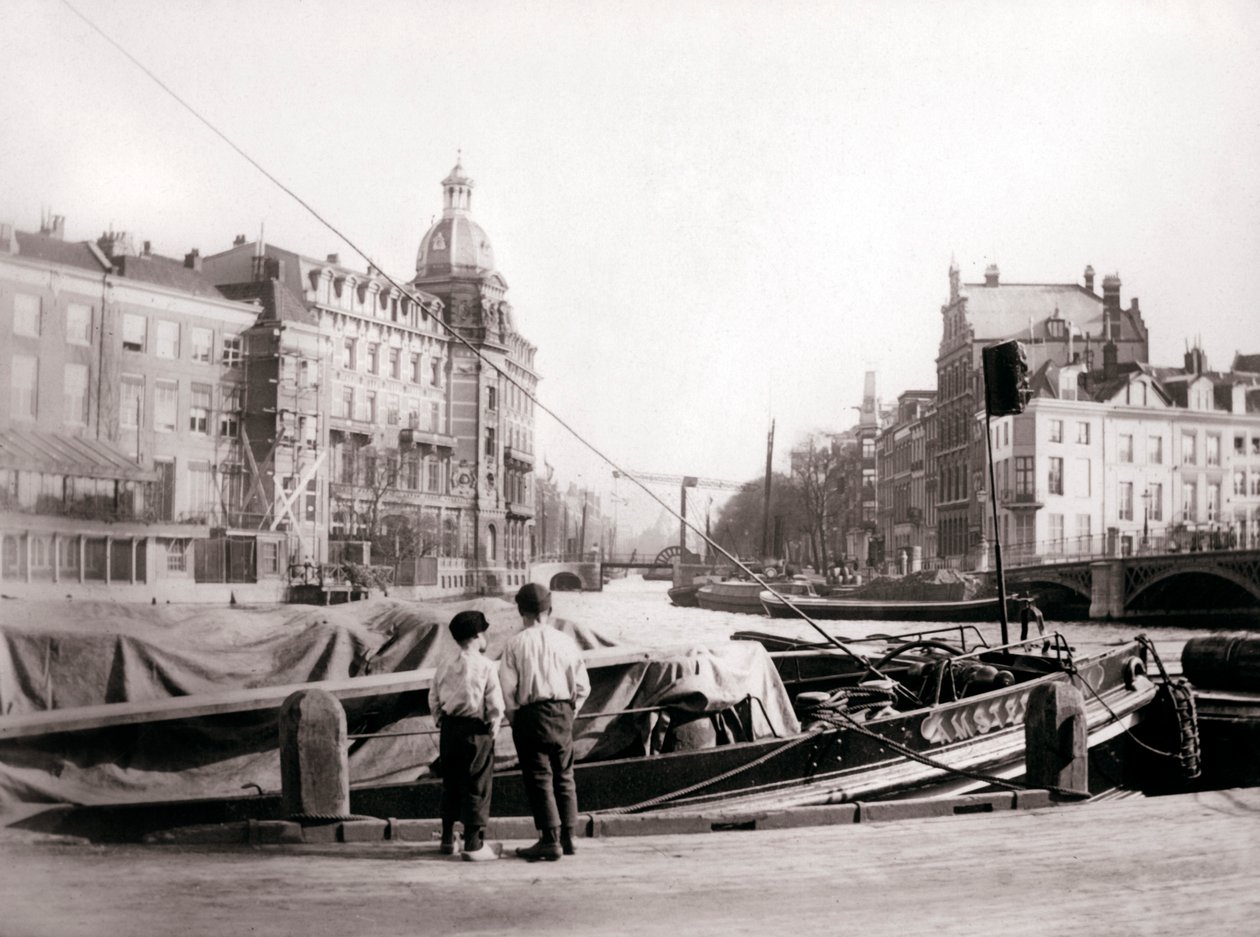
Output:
[3,787,1257,937]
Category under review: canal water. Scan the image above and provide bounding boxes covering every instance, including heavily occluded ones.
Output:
[547,574,1209,659]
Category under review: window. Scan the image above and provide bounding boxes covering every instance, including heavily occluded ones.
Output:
[1048,457,1063,495]
[1181,481,1197,521]
[1048,514,1065,553]
[404,455,420,490]
[1076,422,1090,444]
[388,347,400,379]
[485,427,496,459]
[342,338,356,370]
[1207,482,1221,522]
[1118,434,1133,463]
[430,402,440,434]
[1181,431,1197,465]
[427,460,442,493]
[222,335,243,366]
[1252,472,1260,497]
[367,343,379,374]
[189,384,212,434]
[366,391,377,423]
[190,327,213,363]
[155,380,178,432]
[187,462,215,517]
[120,375,143,428]
[11,355,38,419]
[165,539,188,572]
[1149,435,1163,465]
[487,386,497,411]
[1118,481,1134,521]
[63,363,89,425]
[431,357,442,386]
[1148,483,1163,522]
[341,387,354,420]
[1206,434,1220,467]
[411,353,422,384]
[260,541,280,576]
[406,398,420,429]
[13,293,41,336]
[1236,434,1247,455]
[1073,458,1091,497]
[1237,471,1249,496]
[155,321,180,359]
[220,387,241,437]
[387,394,400,426]
[1049,419,1063,443]
[1075,513,1092,544]
[66,303,92,345]
[123,313,146,352]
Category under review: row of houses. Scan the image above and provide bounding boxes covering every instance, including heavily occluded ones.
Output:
[853,265,1260,572]
[0,160,541,601]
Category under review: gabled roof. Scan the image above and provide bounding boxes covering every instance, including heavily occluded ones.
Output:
[1232,352,1260,375]
[12,231,109,273]
[959,283,1104,341]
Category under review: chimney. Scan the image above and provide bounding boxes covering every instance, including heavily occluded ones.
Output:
[1184,346,1207,375]
[142,240,151,256]
[233,234,247,247]
[1102,272,1121,309]
[1083,265,1095,293]
[984,264,1000,287]
[184,248,202,271]
[1102,341,1119,380]
[326,253,340,265]
[40,212,66,240]
[97,228,135,260]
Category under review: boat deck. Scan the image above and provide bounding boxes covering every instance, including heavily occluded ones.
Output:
[3,787,1256,936]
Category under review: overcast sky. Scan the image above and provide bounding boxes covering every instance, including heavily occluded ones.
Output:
[4,0,1259,527]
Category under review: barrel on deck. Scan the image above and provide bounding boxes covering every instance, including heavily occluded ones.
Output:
[1181,635,1260,692]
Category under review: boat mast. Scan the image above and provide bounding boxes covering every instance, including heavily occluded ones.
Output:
[761,419,774,560]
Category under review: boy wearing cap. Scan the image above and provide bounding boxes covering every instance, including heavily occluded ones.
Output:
[500,583,590,861]
[430,610,504,861]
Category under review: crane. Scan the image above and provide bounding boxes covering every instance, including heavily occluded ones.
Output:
[612,470,752,559]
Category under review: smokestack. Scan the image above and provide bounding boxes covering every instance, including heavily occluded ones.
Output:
[184,248,202,271]
[984,264,1000,287]
[1103,342,1119,380]
[1083,265,1095,293]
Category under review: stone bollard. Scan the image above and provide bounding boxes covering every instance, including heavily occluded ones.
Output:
[279,688,350,820]
[1024,681,1089,799]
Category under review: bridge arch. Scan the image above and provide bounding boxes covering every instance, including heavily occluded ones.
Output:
[1127,563,1260,613]
[549,571,584,592]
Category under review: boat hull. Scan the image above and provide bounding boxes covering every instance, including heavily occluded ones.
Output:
[9,643,1158,842]
[761,593,1009,622]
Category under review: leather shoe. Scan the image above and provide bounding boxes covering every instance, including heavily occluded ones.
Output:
[515,838,562,862]
[560,830,577,856]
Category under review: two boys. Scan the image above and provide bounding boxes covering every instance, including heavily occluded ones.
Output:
[431,584,590,862]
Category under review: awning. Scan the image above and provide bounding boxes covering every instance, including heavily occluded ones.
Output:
[0,429,157,482]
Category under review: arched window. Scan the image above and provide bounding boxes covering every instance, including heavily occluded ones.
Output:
[486,523,497,562]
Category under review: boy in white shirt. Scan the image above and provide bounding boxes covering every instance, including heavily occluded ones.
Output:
[430,610,504,861]
[500,584,590,861]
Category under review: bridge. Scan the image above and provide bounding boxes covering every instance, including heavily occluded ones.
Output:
[1001,546,1260,621]
[527,547,717,592]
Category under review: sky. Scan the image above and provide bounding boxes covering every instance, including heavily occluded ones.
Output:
[3,0,1260,532]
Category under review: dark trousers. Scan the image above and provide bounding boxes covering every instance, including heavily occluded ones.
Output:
[511,700,578,831]
[439,716,495,830]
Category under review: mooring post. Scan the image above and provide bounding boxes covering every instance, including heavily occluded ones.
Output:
[279,688,350,819]
[1025,682,1089,800]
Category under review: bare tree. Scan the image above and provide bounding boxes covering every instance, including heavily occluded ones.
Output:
[790,437,843,572]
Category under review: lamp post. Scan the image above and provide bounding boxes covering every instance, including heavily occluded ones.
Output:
[1141,488,1152,549]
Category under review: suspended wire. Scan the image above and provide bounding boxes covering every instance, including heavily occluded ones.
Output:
[59,0,853,653]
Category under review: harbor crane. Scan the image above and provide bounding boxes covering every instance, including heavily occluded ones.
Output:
[612,470,751,562]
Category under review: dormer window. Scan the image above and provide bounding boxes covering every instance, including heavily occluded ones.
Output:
[1047,318,1065,338]
[432,232,446,252]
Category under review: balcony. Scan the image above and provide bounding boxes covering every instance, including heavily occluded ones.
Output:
[1000,489,1043,510]
[503,445,534,469]
[399,427,456,450]
[505,499,535,519]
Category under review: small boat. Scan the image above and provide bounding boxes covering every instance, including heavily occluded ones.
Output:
[760,591,1013,622]
[5,625,1169,841]
[698,579,817,615]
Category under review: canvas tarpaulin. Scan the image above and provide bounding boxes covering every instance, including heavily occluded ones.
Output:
[0,598,797,811]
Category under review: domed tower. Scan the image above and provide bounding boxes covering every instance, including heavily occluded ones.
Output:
[413,157,538,594]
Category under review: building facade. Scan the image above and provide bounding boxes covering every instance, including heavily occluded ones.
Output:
[987,349,1260,562]
[935,261,1150,567]
[875,389,936,572]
